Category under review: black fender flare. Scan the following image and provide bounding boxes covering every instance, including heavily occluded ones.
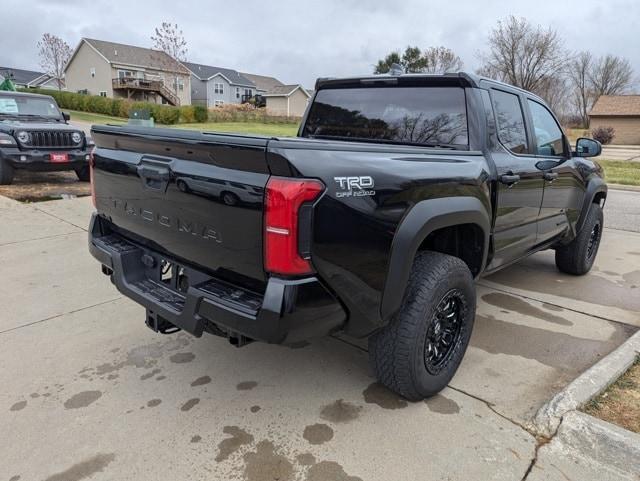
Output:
[380,196,490,321]
[576,179,607,234]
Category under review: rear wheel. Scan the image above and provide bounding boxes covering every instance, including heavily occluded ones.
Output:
[0,158,14,185]
[221,191,239,206]
[555,204,603,275]
[75,165,90,182]
[368,251,476,401]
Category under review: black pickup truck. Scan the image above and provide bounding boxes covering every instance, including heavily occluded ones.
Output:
[88,72,606,400]
[0,91,92,184]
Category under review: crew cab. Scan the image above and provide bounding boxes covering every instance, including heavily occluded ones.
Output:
[87,72,606,400]
[0,91,92,184]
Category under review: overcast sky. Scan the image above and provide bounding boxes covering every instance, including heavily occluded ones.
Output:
[2,0,639,88]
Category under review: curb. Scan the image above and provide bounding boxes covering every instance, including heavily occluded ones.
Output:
[555,411,640,476]
[532,330,640,438]
[609,184,640,192]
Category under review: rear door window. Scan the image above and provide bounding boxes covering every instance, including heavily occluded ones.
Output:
[491,90,529,154]
[301,86,468,148]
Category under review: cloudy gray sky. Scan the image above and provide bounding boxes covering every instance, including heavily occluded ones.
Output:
[2,0,639,88]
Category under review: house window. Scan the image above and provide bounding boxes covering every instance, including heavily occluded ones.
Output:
[90,68,96,78]
[214,83,224,94]
[244,89,252,97]
[214,100,224,107]
[99,91,107,97]
[118,70,135,78]
[174,77,184,91]
[236,87,240,99]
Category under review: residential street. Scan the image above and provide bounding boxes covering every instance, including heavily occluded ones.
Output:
[1,190,639,481]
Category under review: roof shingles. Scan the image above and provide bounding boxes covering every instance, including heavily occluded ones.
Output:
[83,38,188,74]
[182,62,254,86]
[590,95,640,117]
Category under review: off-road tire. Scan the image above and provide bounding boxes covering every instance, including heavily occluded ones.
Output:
[555,203,603,275]
[0,158,14,185]
[368,251,476,401]
[75,166,90,182]
[221,191,239,206]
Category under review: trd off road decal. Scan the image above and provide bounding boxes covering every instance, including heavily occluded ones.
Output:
[333,176,375,198]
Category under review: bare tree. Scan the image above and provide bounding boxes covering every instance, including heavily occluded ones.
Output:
[568,52,634,127]
[37,33,72,90]
[151,22,188,62]
[151,22,188,99]
[478,16,566,94]
[422,47,463,74]
[589,54,634,96]
[567,51,594,127]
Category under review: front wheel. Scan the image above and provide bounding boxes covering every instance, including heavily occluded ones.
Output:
[368,251,476,401]
[555,204,603,275]
[0,158,14,185]
[75,165,90,182]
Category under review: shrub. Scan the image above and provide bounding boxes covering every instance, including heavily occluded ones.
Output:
[179,105,195,123]
[193,105,208,123]
[592,126,615,145]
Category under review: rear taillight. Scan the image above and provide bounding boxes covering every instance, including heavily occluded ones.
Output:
[89,146,96,207]
[264,177,324,276]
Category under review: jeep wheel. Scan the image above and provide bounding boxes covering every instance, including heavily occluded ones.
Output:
[369,251,475,401]
[0,158,14,185]
[555,204,603,275]
[75,166,90,182]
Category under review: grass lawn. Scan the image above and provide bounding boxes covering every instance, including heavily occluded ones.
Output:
[597,159,640,186]
[66,110,299,137]
[582,357,640,434]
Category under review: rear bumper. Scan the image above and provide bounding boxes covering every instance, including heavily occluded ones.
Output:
[1,148,89,171]
[88,213,346,344]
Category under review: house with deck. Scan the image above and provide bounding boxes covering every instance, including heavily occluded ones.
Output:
[64,38,191,106]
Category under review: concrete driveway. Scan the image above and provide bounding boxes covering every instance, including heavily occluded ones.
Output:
[2,191,639,481]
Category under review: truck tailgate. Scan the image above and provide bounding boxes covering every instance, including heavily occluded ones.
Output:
[90,126,270,288]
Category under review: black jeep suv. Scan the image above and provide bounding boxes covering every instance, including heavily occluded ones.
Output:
[0,91,92,184]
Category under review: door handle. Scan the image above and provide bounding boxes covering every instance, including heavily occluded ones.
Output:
[543,172,559,181]
[500,174,521,186]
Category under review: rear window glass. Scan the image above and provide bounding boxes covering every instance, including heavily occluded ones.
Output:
[301,87,468,147]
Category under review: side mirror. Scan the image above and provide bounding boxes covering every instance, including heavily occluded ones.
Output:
[62,112,70,122]
[575,137,602,158]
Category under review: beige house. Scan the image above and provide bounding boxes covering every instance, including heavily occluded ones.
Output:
[64,38,191,106]
[589,95,640,145]
[263,85,311,117]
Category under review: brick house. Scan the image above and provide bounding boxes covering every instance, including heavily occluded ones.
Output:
[589,95,640,145]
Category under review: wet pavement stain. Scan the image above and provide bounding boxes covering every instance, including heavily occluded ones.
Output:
[107,374,118,380]
[243,440,294,481]
[140,368,161,380]
[147,399,162,408]
[237,381,258,391]
[43,453,115,481]
[542,303,564,312]
[215,426,254,462]
[287,341,311,349]
[30,392,40,398]
[191,435,202,443]
[486,262,640,311]
[63,391,102,410]
[10,400,27,411]
[482,292,572,326]
[320,399,362,422]
[306,461,363,481]
[156,375,166,381]
[303,423,334,445]
[191,375,211,387]
[362,382,408,410]
[425,394,460,414]
[622,270,640,286]
[181,398,200,412]
[250,405,261,413]
[169,352,195,364]
[296,453,316,466]
[9,476,20,481]
[471,314,635,371]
